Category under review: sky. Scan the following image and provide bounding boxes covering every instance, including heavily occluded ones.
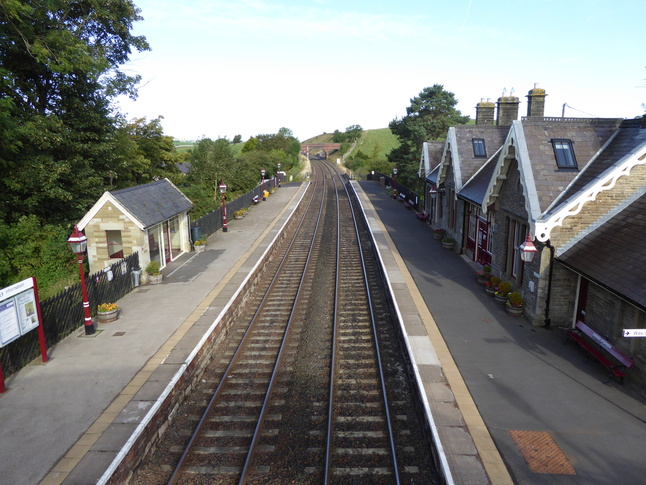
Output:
[115,0,646,142]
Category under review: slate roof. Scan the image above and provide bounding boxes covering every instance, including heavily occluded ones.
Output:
[458,151,501,205]
[559,192,646,310]
[545,119,646,217]
[452,125,508,186]
[520,117,623,213]
[110,179,193,229]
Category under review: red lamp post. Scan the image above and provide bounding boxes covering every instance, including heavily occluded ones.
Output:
[219,181,228,233]
[519,234,538,263]
[261,168,266,200]
[277,162,282,187]
[67,225,95,335]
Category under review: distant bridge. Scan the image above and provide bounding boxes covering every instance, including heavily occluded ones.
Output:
[301,143,342,159]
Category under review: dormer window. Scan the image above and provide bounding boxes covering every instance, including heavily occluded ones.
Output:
[472,138,487,158]
[552,139,577,168]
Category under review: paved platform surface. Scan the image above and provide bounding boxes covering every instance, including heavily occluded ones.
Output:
[0,178,644,485]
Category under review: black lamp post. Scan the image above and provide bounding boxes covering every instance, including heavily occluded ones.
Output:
[261,168,266,200]
[519,234,538,263]
[219,181,228,232]
[393,167,398,199]
[67,225,95,335]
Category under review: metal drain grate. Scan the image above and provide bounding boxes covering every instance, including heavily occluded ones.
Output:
[509,430,576,475]
[112,332,126,337]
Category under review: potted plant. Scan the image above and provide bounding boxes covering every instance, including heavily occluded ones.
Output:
[146,260,163,285]
[433,228,446,240]
[234,209,247,220]
[442,236,455,250]
[194,237,207,252]
[494,281,511,304]
[485,276,500,295]
[506,291,525,316]
[97,302,119,323]
[476,265,492,284]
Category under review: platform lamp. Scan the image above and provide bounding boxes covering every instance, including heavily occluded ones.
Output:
[392,167,398,199]
[261,168,266,200]
[519,234,538,263]
[67,225,95,335]
[219,181,228,233]
[277,162,281,187]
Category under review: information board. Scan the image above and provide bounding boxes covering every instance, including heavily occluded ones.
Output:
[0,278,39,348]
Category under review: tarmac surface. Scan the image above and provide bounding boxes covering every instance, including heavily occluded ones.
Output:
[0,178,644,485]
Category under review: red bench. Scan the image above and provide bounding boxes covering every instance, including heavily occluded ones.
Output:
[416,210,430,222]
[566,321,634,384]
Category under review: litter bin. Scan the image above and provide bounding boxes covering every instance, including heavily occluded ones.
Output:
[191,227,202,243]
[131,269,142,287]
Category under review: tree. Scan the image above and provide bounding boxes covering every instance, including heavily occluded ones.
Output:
[187,138,235,200]
[388,85,469,185]
[0,0,150,223]
[232,134,242,144]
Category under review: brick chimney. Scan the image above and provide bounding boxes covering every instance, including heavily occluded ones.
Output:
[497,88,520,126]
[475,98,495,125]
[526,83,547,118]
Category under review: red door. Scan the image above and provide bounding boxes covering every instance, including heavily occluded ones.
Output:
[476,217,492,266]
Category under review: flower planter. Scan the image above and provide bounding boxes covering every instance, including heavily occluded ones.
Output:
[433,231,445,240]
[506,304,524,317]
[194,244,206,252]
[234,215,243,220]
[442,241,454,250]
[148,273,163,285]
[98,309,118,323]
[494,294,508,305]
[485,286,497,296]
[476,275,489,285]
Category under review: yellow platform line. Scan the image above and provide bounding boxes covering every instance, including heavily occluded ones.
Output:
[364,198,513,485]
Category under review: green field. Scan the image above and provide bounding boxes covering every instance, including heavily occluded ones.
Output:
[302,127,399,162]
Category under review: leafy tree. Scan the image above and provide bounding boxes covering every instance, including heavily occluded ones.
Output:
[187,137,235,200]
[0,0,150,223]
[388,85,469,185]
[345,124,363,142]
[232,134,242,144]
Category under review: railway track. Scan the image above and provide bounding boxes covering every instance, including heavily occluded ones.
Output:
[132,160,442,484]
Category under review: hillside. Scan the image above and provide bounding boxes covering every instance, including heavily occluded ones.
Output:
[302,128,399,162]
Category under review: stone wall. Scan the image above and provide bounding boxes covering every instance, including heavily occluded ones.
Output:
[85,201,144,275]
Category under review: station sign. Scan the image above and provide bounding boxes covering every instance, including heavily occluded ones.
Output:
[623,329,646,338]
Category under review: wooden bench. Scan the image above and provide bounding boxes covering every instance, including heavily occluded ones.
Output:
[404,199,413,209]
[416,210,430,222]
[565,320,634,383]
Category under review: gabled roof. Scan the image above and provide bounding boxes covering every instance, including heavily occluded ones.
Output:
[559,192,646,311]
[425,163,441,185]
[437,125,508,191]
[418,141,444,178]
[458,147,503,205]
[483,117,623,227]
[78,179,193,231]
[535,119,646,242]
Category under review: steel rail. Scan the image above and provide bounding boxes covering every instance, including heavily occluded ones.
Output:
[343,174,401,484]
[238,161,329,484]
[322,165,401,483]
[167,176,322,485]
[323,159,342,484]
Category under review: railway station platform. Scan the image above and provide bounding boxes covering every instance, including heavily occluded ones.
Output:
[1,176,644,485]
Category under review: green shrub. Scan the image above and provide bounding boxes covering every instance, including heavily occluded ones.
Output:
[497,281,511,295]
[507,291,524,307]
[146,260,161,275]
[489,276,500,286]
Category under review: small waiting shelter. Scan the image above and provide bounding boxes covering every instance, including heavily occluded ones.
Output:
[78,179,193,280]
